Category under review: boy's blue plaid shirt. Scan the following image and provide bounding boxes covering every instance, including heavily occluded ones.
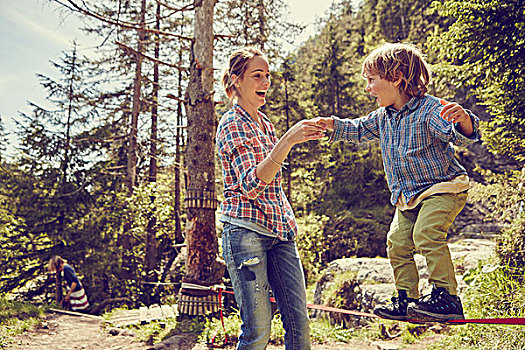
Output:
[216,104,297,240]
[330,95,480,205]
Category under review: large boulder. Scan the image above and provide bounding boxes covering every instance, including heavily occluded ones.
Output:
[312,237,496,326]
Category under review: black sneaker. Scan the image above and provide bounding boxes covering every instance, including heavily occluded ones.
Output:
[374,290,417,321]
[407,286,465,322]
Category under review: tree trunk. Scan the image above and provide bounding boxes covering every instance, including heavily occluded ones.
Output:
[174,42,184,245]
[258,0,265,50]
[55,271,63,305]
[127,0,147,194]
[121,0,146,283]
[144,1,161,301]
[179,0,225,316]
[284,75,292,202]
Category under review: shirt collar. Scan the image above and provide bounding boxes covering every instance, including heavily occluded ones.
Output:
[385,96,422,116]
[233,103,270,128]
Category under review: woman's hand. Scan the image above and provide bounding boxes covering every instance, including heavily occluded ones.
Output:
[256,119,325,184]
[281,119,326,147]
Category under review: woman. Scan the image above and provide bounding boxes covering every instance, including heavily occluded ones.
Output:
[216,47,324,350]
[48,255,89,312]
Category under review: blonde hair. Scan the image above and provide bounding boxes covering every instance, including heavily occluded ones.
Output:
[221,47,266,100]
[362,43,430,98]
[48,255,66,273]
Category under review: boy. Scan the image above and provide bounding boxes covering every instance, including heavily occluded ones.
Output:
[315,43,479,321]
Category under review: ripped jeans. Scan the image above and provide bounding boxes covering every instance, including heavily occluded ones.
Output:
[222,223,311,350]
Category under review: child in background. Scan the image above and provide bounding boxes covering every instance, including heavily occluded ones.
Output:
[315,43,480,321]
[48,256,89,312]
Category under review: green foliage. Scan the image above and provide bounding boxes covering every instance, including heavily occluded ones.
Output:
[295,213,330,284]
[317,142,390,215]
[468,169,524,223]
[0,118,7,163]
[308,15,359,117]
[200,308,356,346]
[321,271,362,328]
[431,264,525,350]
[497,216,525,274]
[468,168,525,273]
[430,0,525,162]
[1,42,183,305]
[321,208,391,260]
[0,299,42,323]
[309,317,354,344]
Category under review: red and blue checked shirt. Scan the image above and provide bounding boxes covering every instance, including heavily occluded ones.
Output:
[216,104,297,240]
[330,95,480,205]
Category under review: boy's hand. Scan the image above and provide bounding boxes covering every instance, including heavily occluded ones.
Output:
[439,99,469,124]
[311,116,334,131]
[440,99,474,137]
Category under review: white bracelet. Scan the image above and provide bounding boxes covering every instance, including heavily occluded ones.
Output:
[268,155,282,167]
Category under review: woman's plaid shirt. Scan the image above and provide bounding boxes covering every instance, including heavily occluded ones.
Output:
[216,104,297,240]
[330,95,480,205]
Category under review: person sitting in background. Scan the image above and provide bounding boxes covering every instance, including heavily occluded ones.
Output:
[48,255,89,312]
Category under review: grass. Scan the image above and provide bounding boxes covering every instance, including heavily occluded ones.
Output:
[429,263,525,350]
[0,298,43,348]
[200,309,359,346]
[108,262,525,349]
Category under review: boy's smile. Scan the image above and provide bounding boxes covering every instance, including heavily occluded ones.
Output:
[364,72,409,111]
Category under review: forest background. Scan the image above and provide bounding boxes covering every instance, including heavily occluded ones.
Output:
[0,0,524,320]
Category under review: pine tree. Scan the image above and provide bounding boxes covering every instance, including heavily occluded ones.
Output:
[7,43,98,299]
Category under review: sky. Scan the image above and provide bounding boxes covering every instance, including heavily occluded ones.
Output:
[0,0,334,157]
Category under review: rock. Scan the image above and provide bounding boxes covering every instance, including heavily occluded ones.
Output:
[371,340,399,350]
[107,327,135,337]
[108,327,120,336]
[149,333,197,350]
[312,238,496,325]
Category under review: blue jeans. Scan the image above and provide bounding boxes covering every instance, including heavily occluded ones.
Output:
[222,224,311,350]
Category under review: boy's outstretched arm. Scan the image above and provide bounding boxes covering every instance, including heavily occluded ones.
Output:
[440,99,474,137]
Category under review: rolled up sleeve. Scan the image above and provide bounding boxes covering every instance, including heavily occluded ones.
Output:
[430,108,480,146]
[221,131,269,200]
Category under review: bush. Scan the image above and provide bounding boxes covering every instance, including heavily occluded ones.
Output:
[496,215,525,275]
[320,208,391,261]
[431,264,525,350]
[296,213,330,284]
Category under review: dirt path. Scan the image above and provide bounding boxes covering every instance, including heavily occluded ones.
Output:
[7,312,441,350]
[8,313,149,350]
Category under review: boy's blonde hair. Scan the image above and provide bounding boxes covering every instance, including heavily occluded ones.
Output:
[362,43,430,98]
[221,47,266,100]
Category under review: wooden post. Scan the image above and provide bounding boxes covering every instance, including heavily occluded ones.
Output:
[55,271,63,306]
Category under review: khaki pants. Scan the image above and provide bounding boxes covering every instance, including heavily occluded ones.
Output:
[387,192,467,299]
